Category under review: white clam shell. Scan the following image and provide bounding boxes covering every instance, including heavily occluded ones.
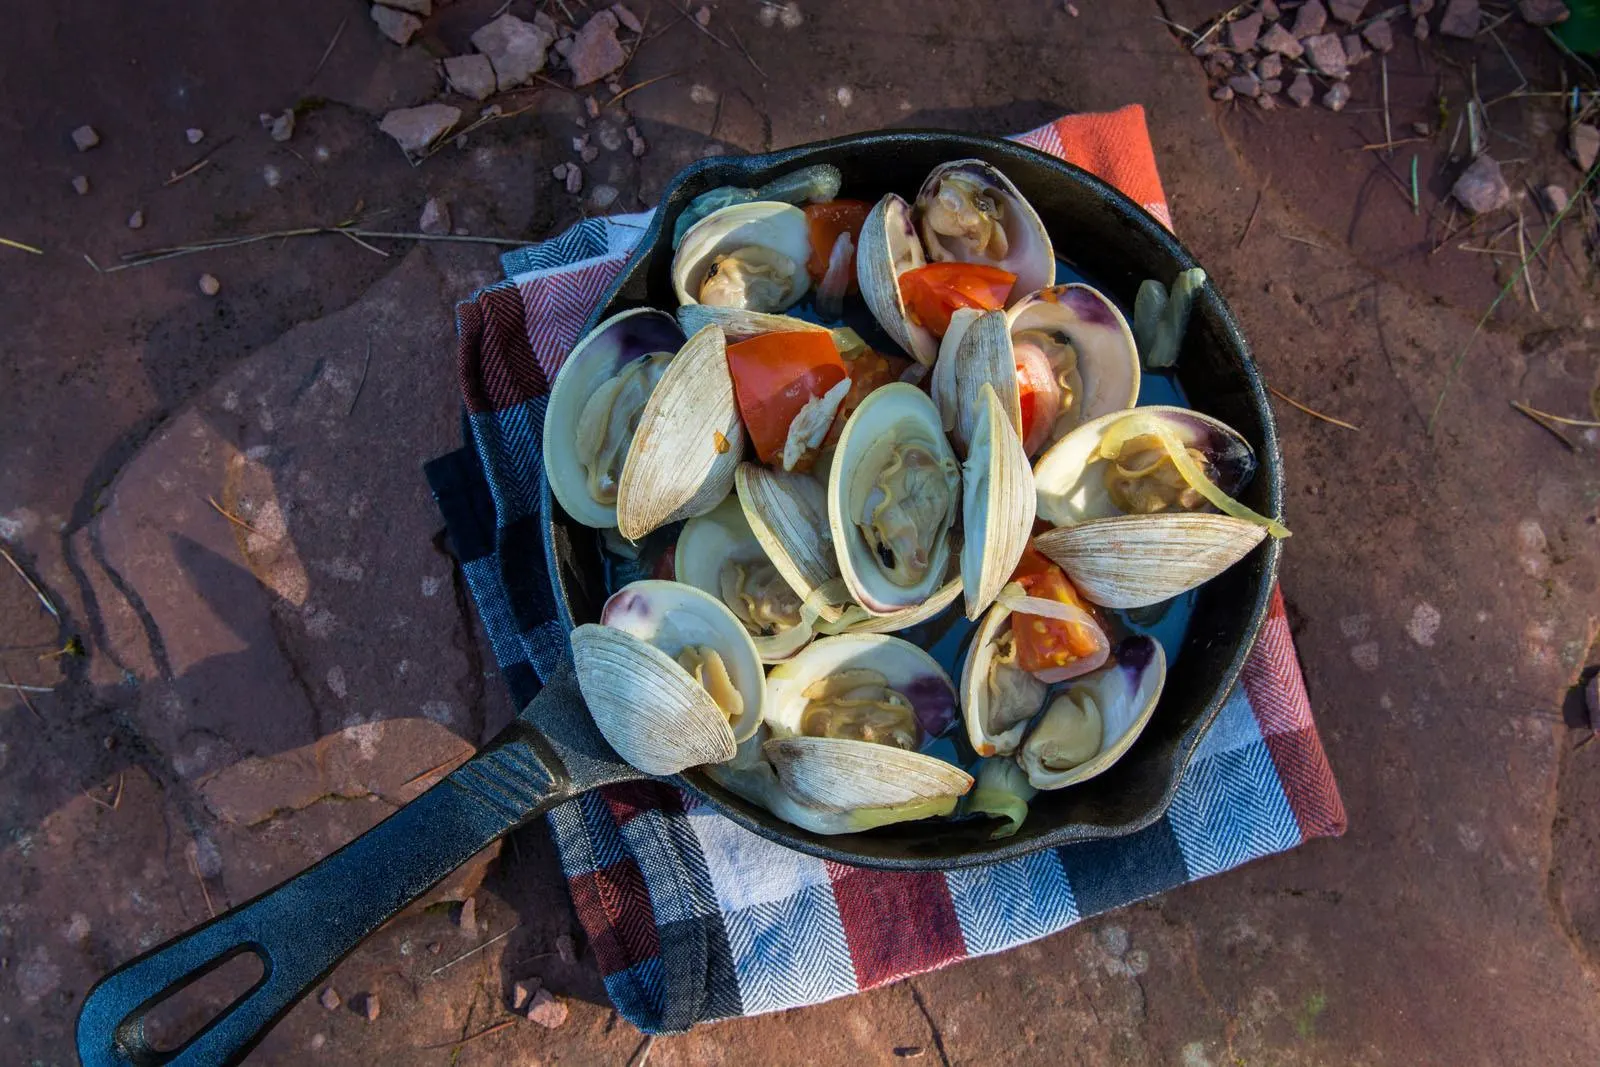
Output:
[676,495,816,661]
[958,603,1036,758]
[672,201,812,311]
[676,305,830,342]
[1032,513,1266,609]
[959,383,1036,620]
[615,324,745,540]
[930,308,1021,455]
[914,159,1055,300]
[543,308,686,529]
[1019,636,1166,790]
[856,193,939,365]
[1006,284,1140,451]
[735,463,847,625]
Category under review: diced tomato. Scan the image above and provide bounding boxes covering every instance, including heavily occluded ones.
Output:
[897,262,1017,337]
[1011,561,1105,675]
[1012,336,1062,456]
[1010,544,1056,581]
[725,332,847,466]
[822,344,912,450]
[804,199,872,284]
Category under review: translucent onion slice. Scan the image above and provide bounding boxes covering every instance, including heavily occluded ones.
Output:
[995,582,1102,629]
[965,757,1036,839]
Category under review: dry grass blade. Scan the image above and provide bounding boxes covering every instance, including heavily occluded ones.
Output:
[93,225,530,274]
[1509,402,1575,450]
[426,925,520,978]
[3,667,47,722]
[207,496,261,535]
[1,680,55,695]
[1515,207,1539,312]
[1277,232,1334,251]
[188,848,217,918]
[1356,136,1427,152]
[726,23,766,78]
[1381,57,1393,159]
[164,157,212,186]
[348,339,373,417]
[84,773,125,812]
[339,229,390,257]
[627,1035,657,1067]
[307,15,349,87]
[1238,184,1266,249]
[1268,386,1362,432]
[675,0,733,48]
[1511,401,1600,429]
[1,545,61,618]
[608,70,681,108]
[2,237,43,255]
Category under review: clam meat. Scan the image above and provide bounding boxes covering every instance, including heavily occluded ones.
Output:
[914,160,1055,300]
[672,201,813,314]
[676,495,814,662]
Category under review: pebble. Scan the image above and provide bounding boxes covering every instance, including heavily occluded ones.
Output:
[585,95,602,119]
[1439,0,1480,37]
[511,977,540,1011]
[127,209,144,229]
[1064,2,1080,14]
[263,109,295,143]
[1415,15,1431,38]
[428,942,442,955]
[1288,72,1315,107]
[1292,0,1328,37]
[1322,81,1352,112]
[1258,53,1283,80]
[556,933,577,964]
[186,127,205,144]
[612,3,643,32]
[525,989,568,1028]
[553,162,571,180]
[596,123,624,152]
[1572,124,1599,171]
[1410,0,1434,12]
[361,993,381,1022]
[1413,120,1431,135]
[627,126,647,157]
[1259,23,1304,57]
[370,4,423,45]
[554,35,575,57]
[1451,153,1510,214]
[1363,17,1395,51]
[572,134,590,152]
[444,54,497,101]
[379,103,462,155]
[1304,33,1349,77]
[1192,39,1216,57]
[580,144,599,163]
[1205,53,1236,78]
[319,987,341,1011]
[1228,11,1264,51]
[694,6,711,26]
[381,0,431,13]
[1540,185,1569,214]
[471,13,557,91]
[458,896,477,936]
[199,273,221,296]
[567,10,627,87]
[1228,73,1263,98]
[565,165,583,195]
[1261,77,1283,94]
[589,183,618,209]
[1329,0,1367,22]
[1518,0,1570,25]
[1257,92,1279,111]
[72,125,100,151]
[419,197,451,236]
[1212,84,1236,102]
[71,175,90,196]
[1343,33,1369,65]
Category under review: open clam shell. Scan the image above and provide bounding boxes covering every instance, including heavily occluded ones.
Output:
[676,495,816,662]
[828,383,961,615]
[1033,405,1256,528]
[1007,285,1140,455]
[1033,513,1267,609]
[571,580,766,775]
[763,633,970,812]
[960,384,1036,620]
[676,305,831,342]
[615,324,745,540]
[930,308,1020,454]
[913,159,1054,302]
[734,463,847,625]
[1019,635,1167,790]
[817,576,962,636]
[857,193,939,365]
[672,201,812,314]
[543,308,686,529]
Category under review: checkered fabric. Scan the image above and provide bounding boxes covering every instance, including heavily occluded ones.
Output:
[425,108,1345,1035]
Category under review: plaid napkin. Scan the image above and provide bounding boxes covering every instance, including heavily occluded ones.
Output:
[426,108,1346,1035]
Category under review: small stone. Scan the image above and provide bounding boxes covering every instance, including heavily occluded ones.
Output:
[71,175,90,195]
[444,54,497,101]
[580,144,599,163]
[1329,0,1367,22]
[695,6,711,26]
[1212,84,1236,102]
[589,183,618,209]
[1540,185,1569,214]
[1411,0,1434,13]
[361,993,381,1022]
[554,34,574,57]
[1258,53,1283,79]
[1572,125,1599,171]
[511,978,540,1011]
[71,125,99,151]
[1304,33,1348,77]
[552,162,570,180]
[1259,23,1305,57]
[1293,0,1328,37]
[458,896,477,936]
[319,987,341,1011]
[1363,18,1395,50]
[1439,0,1480,36]
[1343,33,1369,64]
[379,103,461,154]
[1322,81,1352,111]
[419,197,451,235]
[1261,0,1281,17]
[199,274,221,296]
[568,10,626,86]
[1451,153,1511,214]
[1065,2,1080,15]
[1228,73,1262,97]
[1229,11,1264,51]
[1413,120,1431,135]
[1261,77,1283,94]
[1415,15,1430,38]
[1518,0,1569,25]
[526,989,568,1028]
[611,3,643,32]
[371,4,423,45]
[126,209,144,229]
[556,933,577,964]
[186,127,205,144]
[565,165,583,195]
[428,942,442,955]
[1205,53,1237,78]
[472,13,556,90]
[381,0,431,13]
[585,95,601,118]
[265,109,295,143]
[1192,39,1216,58]
[1288,72,1315,107]
[596,123,624,152]
[1257,93,1279,110]
[628,127,646,156]
[572,134,590,152]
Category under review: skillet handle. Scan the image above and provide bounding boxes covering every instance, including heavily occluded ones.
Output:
[75,671,602,1067]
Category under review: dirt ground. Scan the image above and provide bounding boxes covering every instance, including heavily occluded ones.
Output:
[3,1,1600,1064]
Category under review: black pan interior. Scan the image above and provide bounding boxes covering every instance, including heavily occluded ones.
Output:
[542,131,1283,870]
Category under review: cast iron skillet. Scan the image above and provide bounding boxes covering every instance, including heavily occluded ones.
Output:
[76,131,1281,1066]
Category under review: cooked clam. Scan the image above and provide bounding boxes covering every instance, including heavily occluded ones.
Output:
[828,383,961,614]
[959,383,1036,619]
[676,495,815,662]
[1033,513,1267,609]
[1019,636,1166,789]
[570,580,766,775]
[856,193,940,365]
[544,309,686,528]
[672,202,812,321]
[734,463,848,625]
[914,160,1054,301]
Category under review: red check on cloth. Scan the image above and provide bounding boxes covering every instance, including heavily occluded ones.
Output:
[433,107,1346,1034]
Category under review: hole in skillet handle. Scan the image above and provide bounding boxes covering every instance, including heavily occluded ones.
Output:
[138,949,268,1055]
[549,131,1283,870]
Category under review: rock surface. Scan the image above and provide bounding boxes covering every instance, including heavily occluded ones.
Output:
[1451,153,1511,214]
[1363,17,1395,51]
[1329,0,1367,22]
[443,53,496,100]
[378,0,431,14]
[1304,33,1349,77]
[1293,0,1328,37]
[1287,71,1315,107]
[1323,81,1352,110]
[419,196,450,235]
[379,103,461,154]
[526,989,568,1028]
[1259,22,1304,56]
[471,13,555,90]
[1439,0,1481,36]
[1228,11,1263,51]
[1517,0,1569,24]
[568,10,626,86]
[71,124,99,151]
[370,4,422,45]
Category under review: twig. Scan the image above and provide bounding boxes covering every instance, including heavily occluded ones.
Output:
[1515,207,1539,312]
[206,496,261,535]
[1381,57,1393,160]
[1410,155,1420,216]
[1277,232,1334,251]
[2,668,47,722]
[1,237,43,255]
[164,158,212,186]
[423,1019,517,1051]
[1357,136,1427,152]
[307,16,349,87]
[1152,14,1198,38]
[1429,162,1600,432]
[1456,244,1520,256]
[1510,402,1576,450]
[627,1035,657,1067]
[726,23,766,78]
[1510,401,1600,429]
[188,848,217,918]
[608,71,681,108]
[348,339,373,417]
[675,0,733,48]
[1268,386,1363,432]
[0,680,54,695]
[84,773,125,812]
[1193,2,1246,46]
[1,546,61,619]
[426,925,520,978]
[339,229,390,257]
[91,226,532,274]
[1237,185,1266,249]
